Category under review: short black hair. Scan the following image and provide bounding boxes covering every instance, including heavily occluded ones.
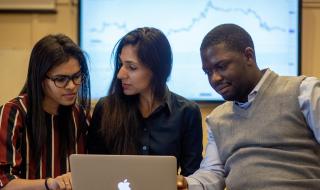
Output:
[200,23,254,54]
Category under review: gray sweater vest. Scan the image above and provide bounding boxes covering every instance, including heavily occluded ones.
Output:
[207,71,320,190]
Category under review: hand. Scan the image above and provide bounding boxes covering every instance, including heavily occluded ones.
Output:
[177,175,188,190]
[47,172,72,190]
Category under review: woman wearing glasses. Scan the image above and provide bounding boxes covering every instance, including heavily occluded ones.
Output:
[0,34,90,190]
[88,27,203,176]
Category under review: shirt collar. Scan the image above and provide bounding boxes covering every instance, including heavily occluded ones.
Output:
[235,68,271,109]
[141,87,172,119]
[162,87,173,114]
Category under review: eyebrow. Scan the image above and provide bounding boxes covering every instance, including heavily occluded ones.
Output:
[213,59,230,67]
[50,70,82,77]
[119,55,139,64]
[120,58,138,65]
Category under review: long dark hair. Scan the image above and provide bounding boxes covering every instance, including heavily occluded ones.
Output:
[100,27,173,154]
[25,34,91,160]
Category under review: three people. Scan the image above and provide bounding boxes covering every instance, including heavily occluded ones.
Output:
[87,27,203,176]
[179,23,320,189]
[0,34,91,190]
[3,23,317,190]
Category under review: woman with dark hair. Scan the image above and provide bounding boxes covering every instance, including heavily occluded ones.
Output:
[88,27,203,176]
[0,34,91,190]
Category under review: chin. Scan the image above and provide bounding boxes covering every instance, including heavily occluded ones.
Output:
[60,100,76,106]
[222,94,235,101]
[123,92,133,96]
[123,90,137,96]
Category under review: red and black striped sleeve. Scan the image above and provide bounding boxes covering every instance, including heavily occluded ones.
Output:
[0,101,24,188]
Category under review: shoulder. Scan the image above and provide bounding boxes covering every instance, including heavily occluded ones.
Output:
[271,75,306,97]
[268,68,304,87]
[267,70,304,86]
[168,91,200,113]
[72,103,90,120]
[207,102,232,121]
[96,96,107,106]
[94,96,107,110]
[91,96,108,117]
[0,96,27,129]
[1,95,28,114]
[278,75,305,83]
[300,76,320,88]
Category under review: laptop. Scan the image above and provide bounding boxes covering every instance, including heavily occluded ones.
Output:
[70,154,177,190]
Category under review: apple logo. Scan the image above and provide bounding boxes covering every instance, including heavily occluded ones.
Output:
[118,179,131,190]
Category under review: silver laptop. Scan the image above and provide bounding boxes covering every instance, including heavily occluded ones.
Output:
[70,154,177,190]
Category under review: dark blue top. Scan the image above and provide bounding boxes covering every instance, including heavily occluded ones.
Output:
[88,90,203,176]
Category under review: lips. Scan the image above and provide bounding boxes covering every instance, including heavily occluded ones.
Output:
[122,83,130,90]
[215,84,231,95]
[63,93,76,100]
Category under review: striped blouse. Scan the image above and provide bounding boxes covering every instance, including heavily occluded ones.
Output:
[0,94,89,188]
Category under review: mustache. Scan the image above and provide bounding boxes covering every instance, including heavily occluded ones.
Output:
[213,81,231,91]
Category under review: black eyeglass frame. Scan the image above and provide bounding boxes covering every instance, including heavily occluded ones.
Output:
[45,71,84,88]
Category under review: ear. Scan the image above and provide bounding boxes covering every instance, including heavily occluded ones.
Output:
[244,47,256,66]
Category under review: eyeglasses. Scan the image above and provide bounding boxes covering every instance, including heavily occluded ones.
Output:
[46,71,84,88]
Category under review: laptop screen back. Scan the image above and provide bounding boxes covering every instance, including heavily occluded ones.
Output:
[70,154,177,190]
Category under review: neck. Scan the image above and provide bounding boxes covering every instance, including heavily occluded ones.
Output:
[253,69,264,87]
[139,93,160,118]
[42,98,59,115]
[237,69,264,103]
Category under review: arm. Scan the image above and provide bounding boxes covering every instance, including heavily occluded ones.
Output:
[180,103,203,176]
[0,102,24,189]
[0,103,73,190]
[2,178,47,190]
[2,173,72,190]
[183,127,225,190]
[298,77,320,143]
[87,98,106,154]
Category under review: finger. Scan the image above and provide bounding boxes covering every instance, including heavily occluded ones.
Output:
[68,177,73,190]
[176,175,188,190]
[69,178,73,189]
[56,179,66,190]
[66,172,72,185]
[65,173,72,190]
[65,181,72,190]
[62,178,70,190]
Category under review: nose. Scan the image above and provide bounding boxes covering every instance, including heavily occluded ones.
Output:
[65,79,77,89]
[211,71,223,84]
[117,66,127,80]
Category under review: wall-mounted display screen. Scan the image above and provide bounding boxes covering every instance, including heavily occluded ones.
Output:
[79,0,301,101]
